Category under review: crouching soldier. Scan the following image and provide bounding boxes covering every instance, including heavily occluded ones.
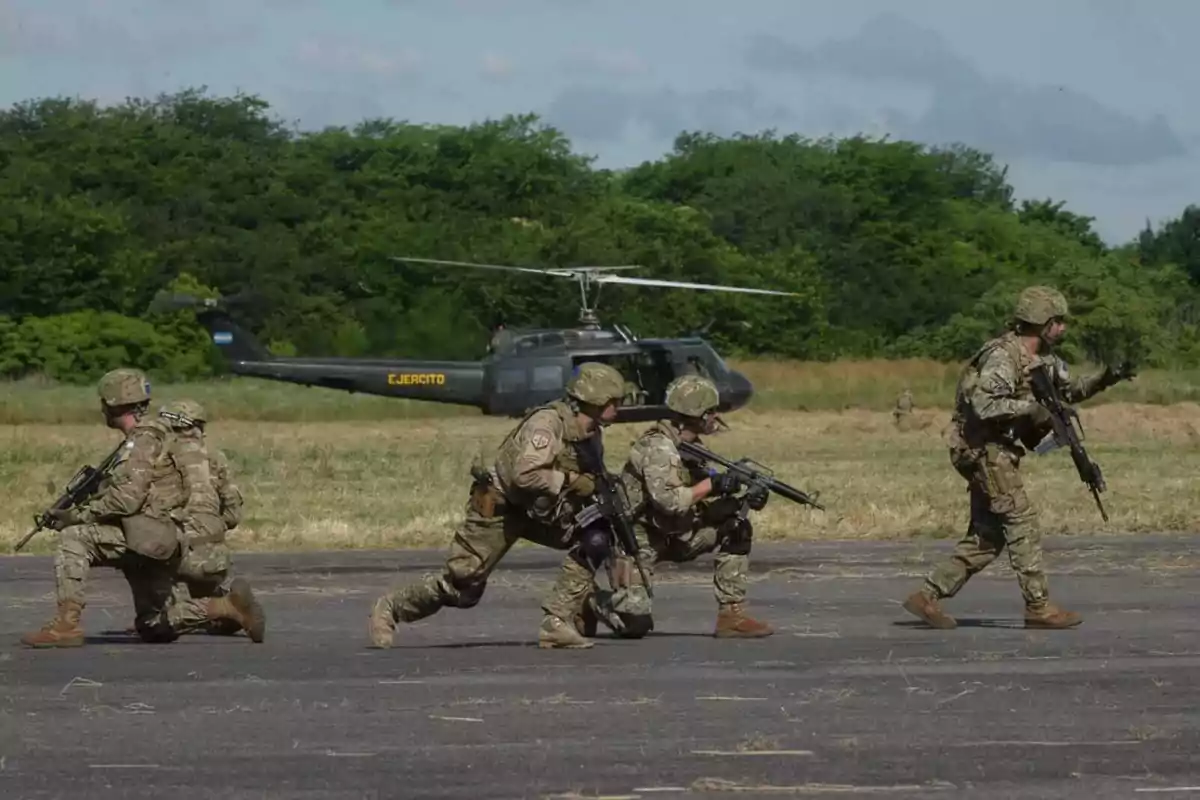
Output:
[21,370,253,647]
[368,362,628,650]
[149,400,265,642]
[586,374,774,640]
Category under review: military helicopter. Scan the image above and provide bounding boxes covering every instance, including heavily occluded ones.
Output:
[174,257,797,423]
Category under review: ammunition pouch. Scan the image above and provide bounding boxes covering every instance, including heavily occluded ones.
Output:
[120,514,181,561]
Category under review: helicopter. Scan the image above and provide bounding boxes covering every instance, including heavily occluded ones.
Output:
[171,257,799,423]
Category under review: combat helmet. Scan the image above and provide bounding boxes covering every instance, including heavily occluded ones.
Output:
[664,374,720,418]
[566,362,626,406]
[159,399,206,429]
[97,368,151,407]
[1013,286,1069,326]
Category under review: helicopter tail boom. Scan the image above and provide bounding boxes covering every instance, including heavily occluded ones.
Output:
[191,303,486,406]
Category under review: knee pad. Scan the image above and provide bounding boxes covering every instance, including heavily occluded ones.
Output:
[445,575,487,609]
[576,524,612,570]
[721,519,753,556]
[615,613,654,639]
[135,620,179,644]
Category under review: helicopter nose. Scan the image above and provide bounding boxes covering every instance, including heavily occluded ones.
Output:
[724,369,754,410]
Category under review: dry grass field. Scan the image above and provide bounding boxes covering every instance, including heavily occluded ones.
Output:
[4,397,1199,555]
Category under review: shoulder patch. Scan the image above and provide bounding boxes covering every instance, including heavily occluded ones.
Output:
[530,432,550,449]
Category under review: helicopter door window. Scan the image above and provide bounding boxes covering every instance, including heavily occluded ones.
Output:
[496,368,527,393]
[531,365,564,392]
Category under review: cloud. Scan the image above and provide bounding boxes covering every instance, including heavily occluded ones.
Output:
[745,13,1187,167]
[480,52,515,81]
[294,36,421,79]
[543,84,793,145]
[562,48,649,78]
[0,0,262,64]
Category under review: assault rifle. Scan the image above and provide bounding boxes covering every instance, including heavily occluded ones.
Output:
[677,440,825,514]
[1028,361,1109,522]
[573,436,653,597]
[15,439,129,552]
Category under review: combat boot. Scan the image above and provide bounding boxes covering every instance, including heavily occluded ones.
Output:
[902,589,957,629]
[369,595,396,649]
[538,614,594,649]
[21,600,85,648]
[204,578,266,643]
[1024,602,1082,629]
[714,603,774,638]
[574,601,598,638]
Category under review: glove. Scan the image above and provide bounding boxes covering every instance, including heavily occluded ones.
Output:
[709,469,742,496]
[47,507,84,531]
[1025,402,1053,428]
[745,485,769,511]
[1101,361,1137,388]
[566,472,596,497]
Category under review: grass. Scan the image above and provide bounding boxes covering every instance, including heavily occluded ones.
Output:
[4,399,1200,554]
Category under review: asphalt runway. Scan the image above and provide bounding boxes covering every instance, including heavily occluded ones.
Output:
[2,533,1200,799]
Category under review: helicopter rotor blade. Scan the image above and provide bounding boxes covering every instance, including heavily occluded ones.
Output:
[390,256,572,278]
[593,274,799,297]
[390,256,641,277]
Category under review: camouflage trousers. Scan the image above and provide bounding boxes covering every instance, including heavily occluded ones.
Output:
[162,541,236,635]
[378,498,593,625]
[593,508,751,634]
[55,522,178,635]
[923,444,1048,606]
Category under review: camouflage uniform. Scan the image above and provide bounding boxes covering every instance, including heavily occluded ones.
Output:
[588,375,774,639]
[902,287,1132,630]
[145,400,264,642]
[368,362,628,650]
[20,371,256,648]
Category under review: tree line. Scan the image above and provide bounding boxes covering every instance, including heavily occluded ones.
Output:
[1,87,1198,384]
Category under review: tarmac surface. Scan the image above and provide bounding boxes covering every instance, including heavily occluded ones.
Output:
[2,533,1200,799]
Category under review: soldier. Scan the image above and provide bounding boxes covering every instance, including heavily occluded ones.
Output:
[901,286,1135,630]
[368,361,628,650]
[585,374,774,640]
[144,400,265,642]
[20,369,253,647]
[892,388,914,428]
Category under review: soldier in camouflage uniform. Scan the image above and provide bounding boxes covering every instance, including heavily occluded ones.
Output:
[141,400,265,642]
[368,362,628,650]
[902,286,1135,630]
[584,374,774,639]
[20,369,256,647]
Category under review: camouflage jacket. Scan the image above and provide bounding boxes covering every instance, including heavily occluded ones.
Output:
[79,417,187,524]
[494,400,596,518]
[170,428,243,544]
[620,421,706,535]
[950,331,1106,453]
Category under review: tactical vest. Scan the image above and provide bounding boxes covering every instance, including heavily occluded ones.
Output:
[170,428,227,545]
[118,418,186,560]
[494,401,592,511]
[620,421,697,522]
[952,331,1034,449]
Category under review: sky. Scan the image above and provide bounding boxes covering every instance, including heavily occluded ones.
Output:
[1,0,1197,245]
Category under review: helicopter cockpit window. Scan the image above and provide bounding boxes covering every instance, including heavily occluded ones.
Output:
[685,356,711,378]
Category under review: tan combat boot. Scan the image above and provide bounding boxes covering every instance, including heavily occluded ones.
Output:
[902,589,957,629]
[714,603,774,638]
[21,600,85,648]
[368,595,396,649]
[538,614,594,649]
[1025,602,1082,629]
[204,578,266,642]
